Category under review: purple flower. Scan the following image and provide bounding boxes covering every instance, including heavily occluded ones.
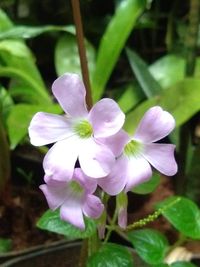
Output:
[28,73,125,181]
[40,168,104,230]
[98,106,178,195]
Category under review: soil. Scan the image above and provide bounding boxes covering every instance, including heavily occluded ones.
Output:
[0,185,62,252]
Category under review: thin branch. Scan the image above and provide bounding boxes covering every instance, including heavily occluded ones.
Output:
[71,0,93,109]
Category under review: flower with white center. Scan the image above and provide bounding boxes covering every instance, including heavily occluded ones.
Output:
[28,73,125,181]
[98,106,178,195]
[40,168,104,230]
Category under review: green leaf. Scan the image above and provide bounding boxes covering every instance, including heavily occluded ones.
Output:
[132,173,160,194]
[0,25,75,40]
[0,67,49,104]
[0,39,51,103]
[117,83,144,113]
[153,264,169,267]
[55,34,96,77]
[87,243,133,267]
[171,262,197,267]
[0,238,12,253]
[156,196,200,239]
[9,84,44,104]
[124,97,156,134]
[128,229,169,265]
[0,9,13,31]
[149,54,200,89]
[37,209,96,239]
[0,87,14,122]
[92,0,147,102]
[126,48,162,98]
[185,145,200,202]
[124,78,200,134]
[6,104,62,149]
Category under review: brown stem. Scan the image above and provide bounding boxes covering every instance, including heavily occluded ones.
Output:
[71,0,93,109]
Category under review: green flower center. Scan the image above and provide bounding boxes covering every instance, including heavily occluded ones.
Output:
[69,181,84,195]
[124,139,143,157]
[74,120,93,138]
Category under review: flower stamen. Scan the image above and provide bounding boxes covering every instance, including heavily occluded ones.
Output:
[124,139,143,157]
[74,120,93,138]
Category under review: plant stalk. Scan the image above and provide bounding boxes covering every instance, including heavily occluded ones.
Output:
[71,0,93,109]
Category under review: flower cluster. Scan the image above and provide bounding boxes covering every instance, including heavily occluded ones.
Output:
[28,73,177,231]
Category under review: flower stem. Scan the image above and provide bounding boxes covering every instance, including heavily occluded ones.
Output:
[71,0,93,109]
[104,206,118,244]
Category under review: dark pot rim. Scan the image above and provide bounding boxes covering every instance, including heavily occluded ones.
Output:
[1,240,81,267]
[0,239,77,264]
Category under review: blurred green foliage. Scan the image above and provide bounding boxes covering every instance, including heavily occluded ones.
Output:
[0,1,200,265]
[0,0,199,200]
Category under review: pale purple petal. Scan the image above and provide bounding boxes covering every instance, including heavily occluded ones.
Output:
[134,106,175,143]
[97,211,106,239]
[98,224,105,240]
[125,156,152,192]
[79,138,115,178]
[28,112,73,146]
[88,98,125,138]
[43,137,80,182]
[118,207,127,229]
[83,194,104,219]
[52,73,88,118]
[143,143,177,176]
[39,182,67,210]
[73,168,97,194]
[98,130,130,157]
[98,156,128,195]
[60,199,85,229]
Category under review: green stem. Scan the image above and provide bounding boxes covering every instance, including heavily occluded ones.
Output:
[176,0,200,194]
[78,239,88,267]
[71,0,93,109]
[104,207,118,244]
